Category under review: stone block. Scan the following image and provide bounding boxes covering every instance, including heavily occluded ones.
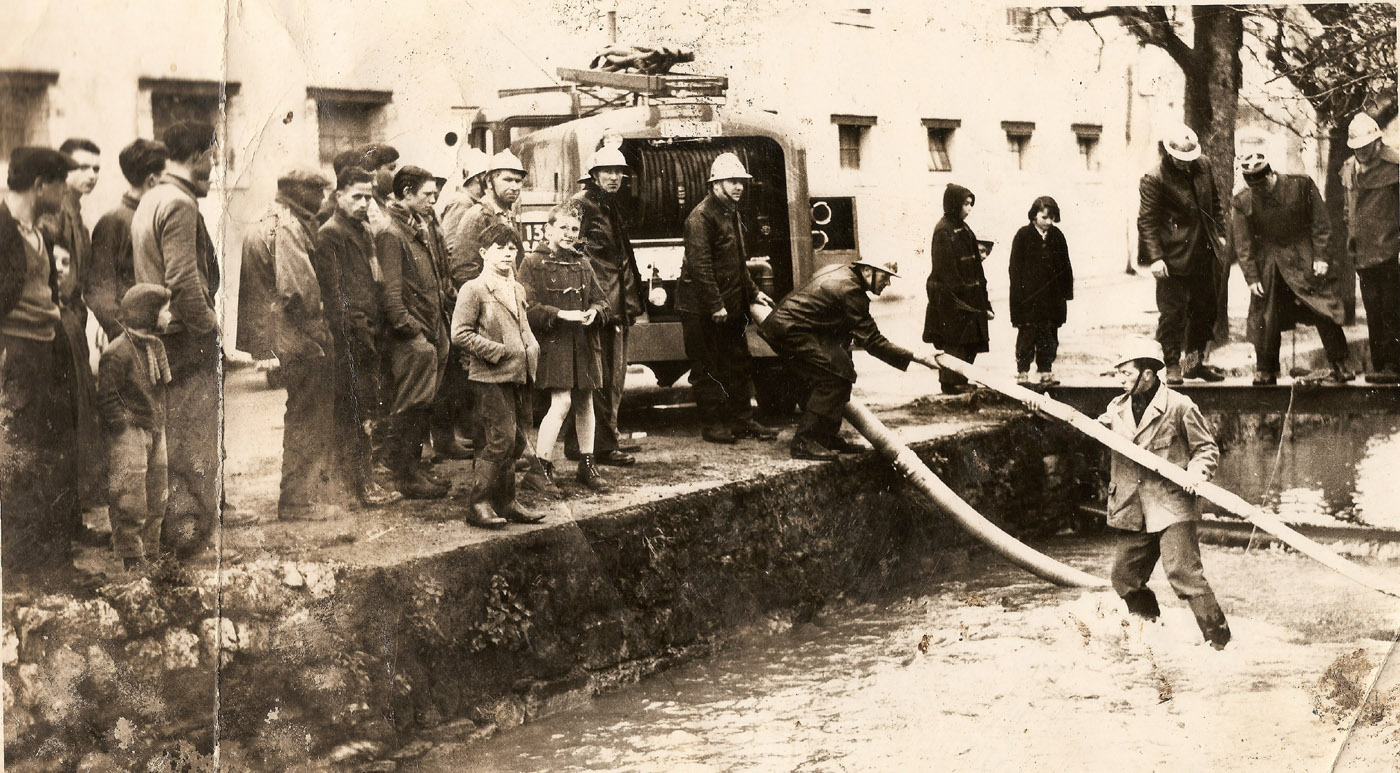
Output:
[200,617,238,666]
[162,628,201,670]
[123,637,164,676]
[102,578,169,636]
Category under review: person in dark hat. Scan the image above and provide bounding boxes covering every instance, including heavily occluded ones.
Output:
[89,139,168,339]
[1098,343,1230,650]
[132,120,221,557]
[761,260,938,460]
[1,146,88,590]
[98,283,172,571]
[357,143,399,228]
[923,182,991,395]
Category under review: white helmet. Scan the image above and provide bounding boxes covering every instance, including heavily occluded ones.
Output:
[707,152,752,183]
[488,149,528,176]
[586,146,630,173]
[1160,123,1202,162]
[457,146,490,182]
[1347,113,1383,150]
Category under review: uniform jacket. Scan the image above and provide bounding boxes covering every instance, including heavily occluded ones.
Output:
[88,193,141,338]
[1137,156,1228,275]
[132,172,220,338]
[96,333,166,431]
[447,194,518,294]
[316,207,383,351]
[1008,223,1074,327]
[760,264,913,383]
[677,191,760,317]
[1340,144,1400,270]
[1232,173,1344,326]
[519,243,608,390]
[922,183,989,350]
[451,273,539,385]
[376,200,448,346]
[571,183,645,323]
[1098,384,1219,533]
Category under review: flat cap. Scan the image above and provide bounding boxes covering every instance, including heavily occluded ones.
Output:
[277,168,332,188]
[7,146,77,189]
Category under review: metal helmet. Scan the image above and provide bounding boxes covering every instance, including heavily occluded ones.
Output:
[1347,113,1383,150]
[1237,151,1270,177]
[586,146,630,173]
[488,149,528,176]
[457,146,490,182]
[1112,342,1166,372]
[1160,123,1202,162]
[707,152,752,183]
[853,260,900,278]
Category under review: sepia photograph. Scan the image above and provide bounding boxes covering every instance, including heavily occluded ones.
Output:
[2,1,1399,770]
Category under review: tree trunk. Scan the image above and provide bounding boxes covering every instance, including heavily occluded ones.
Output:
[1324,124,1358,323]
[1183,7,1243,344]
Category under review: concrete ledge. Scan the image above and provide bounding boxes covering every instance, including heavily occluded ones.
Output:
[3,416,1101,770]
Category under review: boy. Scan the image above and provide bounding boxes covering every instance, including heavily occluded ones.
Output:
[97,283,173,571]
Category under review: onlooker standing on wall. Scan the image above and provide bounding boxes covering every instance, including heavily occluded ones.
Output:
[1232,153,1352,385]
[0,146,83,590]
[376,165,451,500]
[317,166,402,507]
[676,152,776,444]
[565,145,645,467]
[1340,112,1400,384]
[1136,124,1231,385]
[1008,195,1074,387]
[520,204,612,493]
[98,284,172,572]
[131,121,222,557]
[922,182,991,395]
[90,139,168,340]
[452,223,546,528]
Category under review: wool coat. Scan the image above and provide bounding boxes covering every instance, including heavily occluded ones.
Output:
[451,273,539,385]
[376,201,448,346]
[1136,156,1228,275]
[519,243,608,390]
[572,182,645,323]
[922,183,989,350]
[1008,223,1074,327]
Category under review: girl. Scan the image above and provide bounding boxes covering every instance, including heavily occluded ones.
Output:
[1008,195,1074,386]
[520,203,612,494]
[922,183,992,394]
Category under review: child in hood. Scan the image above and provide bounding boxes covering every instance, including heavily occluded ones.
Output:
[97,283,172,571]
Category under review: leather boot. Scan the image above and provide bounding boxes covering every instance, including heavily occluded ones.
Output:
[1183,351,1224,382]
[390,417,446,500]
[432,430,474,461]
[521,457,563,499]
[576,454,612,492]
[1326,361,1355,384]
[357,480,403,507]
[1187,593,1232,650]
[1121,589,1161,620]
[500,499,547,524]
[1164,363,1184,385]
[466,501,506,528]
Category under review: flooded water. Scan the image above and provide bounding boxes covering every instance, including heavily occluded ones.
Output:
[419,538,1400,772]
[1213,416,1400,530]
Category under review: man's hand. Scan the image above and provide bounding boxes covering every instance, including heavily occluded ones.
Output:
[711,307,729,323]
[1312,260,1329,277]
[913,349,943,370]
[1248,282,1265,298]
[754,291,774,308]
[580,308,598,326]
[1148,260,1170,279]
[1180,469,1207,496]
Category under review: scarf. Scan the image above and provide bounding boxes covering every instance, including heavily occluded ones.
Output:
[125,327,172,385]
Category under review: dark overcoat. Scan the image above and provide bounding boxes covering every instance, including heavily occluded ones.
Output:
[571,183,644,323]
[922,183,989,350]
[1008,223,1074,327]
[1136,156,1228,274]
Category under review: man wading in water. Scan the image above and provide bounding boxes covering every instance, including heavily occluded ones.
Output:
[1100,345,1231,649]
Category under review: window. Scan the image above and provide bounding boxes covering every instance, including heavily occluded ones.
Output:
[141,78,240,142]
[922,118,960,172]
[1006,7,1042,36]
[1073,123,1103,172]
[309,87,392,165]
[1003,121,1034,171]
[0,70,56,161]
[831,114,876,170]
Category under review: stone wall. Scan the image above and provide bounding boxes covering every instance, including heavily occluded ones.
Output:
[2,416,1101,770]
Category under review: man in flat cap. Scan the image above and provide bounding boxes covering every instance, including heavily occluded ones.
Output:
[1,146,88,590]
[1340,113,1400,383]
[132,120,221,558]
[90,139,168,340]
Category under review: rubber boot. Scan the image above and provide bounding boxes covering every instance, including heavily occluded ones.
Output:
[576,454,611,492]
[1183,351,1224,382]
[1164,363,1184,385]
[391,416,447,500]
[1187,593,1232,650]
[1121,589,1161,620]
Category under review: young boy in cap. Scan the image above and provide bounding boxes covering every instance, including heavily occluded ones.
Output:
[98,283,173,571]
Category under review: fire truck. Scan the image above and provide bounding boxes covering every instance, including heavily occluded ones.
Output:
[462,68,860,413]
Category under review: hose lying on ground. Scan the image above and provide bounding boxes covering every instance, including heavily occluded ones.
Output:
[932,353,1400,600]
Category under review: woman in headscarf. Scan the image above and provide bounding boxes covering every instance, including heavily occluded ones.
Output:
[922,183,992,394]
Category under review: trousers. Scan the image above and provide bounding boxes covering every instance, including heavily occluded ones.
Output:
[1358,259,1400,372]
[279,355,336,510]
[469,380,530,508]
[682,314,755,428]
[1110,521,1214,600]
[1013,322,1060,372]
[107,425,167,559]
[1154,270,1218,364]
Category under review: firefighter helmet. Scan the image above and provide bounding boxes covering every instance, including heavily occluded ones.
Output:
[488,149,528,176]
[707,152,752,182]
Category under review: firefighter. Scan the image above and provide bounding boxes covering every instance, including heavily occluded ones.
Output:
[759,261,939,460]
[677,152,776,444]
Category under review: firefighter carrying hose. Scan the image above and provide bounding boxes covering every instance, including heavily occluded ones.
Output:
[758,261,941,460]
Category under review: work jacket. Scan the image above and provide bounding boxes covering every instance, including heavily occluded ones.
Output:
[132,172,220,338]
[88,193,141,338]
[256,195,332,363]
[677,191,760,317]
[571,183,645,324]
[1340,144,1400,270]
[1233,173,1344,328]
[376,200,448,346]
[519,243,608,390]
[760,264,912,383]
[451,273,539,385]
[923,183,989,350]
[1098,385,1219,533]
[1137,156,1229,275]
[447,194,518,294]
[316,208,383,352]
[1008,223,1074,327]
